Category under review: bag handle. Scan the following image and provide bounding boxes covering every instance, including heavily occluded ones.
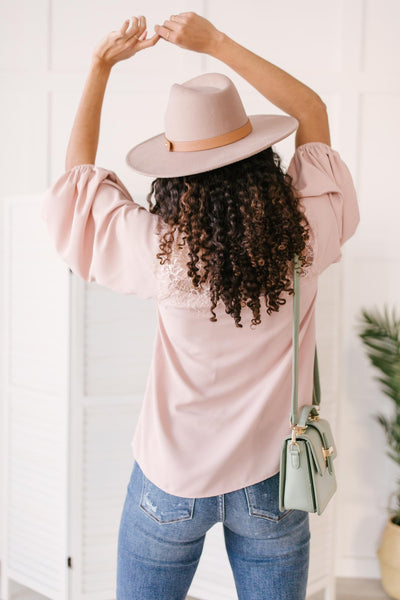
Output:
[290,254,321,426]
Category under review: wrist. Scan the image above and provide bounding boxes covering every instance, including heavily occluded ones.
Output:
[208,29,229,59]
[91,55,113,75]
[207,29,228,58]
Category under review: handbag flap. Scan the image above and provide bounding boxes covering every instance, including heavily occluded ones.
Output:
[296,418,337,474]
[297,428,325,474]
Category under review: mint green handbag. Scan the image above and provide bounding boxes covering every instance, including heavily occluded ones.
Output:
[279,254,338,515]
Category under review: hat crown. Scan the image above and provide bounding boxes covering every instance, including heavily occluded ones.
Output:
[164,73,248,142]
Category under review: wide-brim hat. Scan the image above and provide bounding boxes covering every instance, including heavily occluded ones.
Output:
[125,72,299,178]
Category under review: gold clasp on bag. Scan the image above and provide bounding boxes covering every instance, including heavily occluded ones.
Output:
[289,424,307,444]
[308,405,320,421]
[322,446,334,461]
[308,413,320,421]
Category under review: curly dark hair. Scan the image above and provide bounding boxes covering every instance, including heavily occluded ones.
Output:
[146,145,314,328]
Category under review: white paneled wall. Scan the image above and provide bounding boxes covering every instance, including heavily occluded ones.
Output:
[1,0,399,596]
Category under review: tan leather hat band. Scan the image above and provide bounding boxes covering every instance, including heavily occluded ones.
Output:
[164,119,253,153]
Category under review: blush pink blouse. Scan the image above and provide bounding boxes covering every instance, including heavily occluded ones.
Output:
[41,142,360,498]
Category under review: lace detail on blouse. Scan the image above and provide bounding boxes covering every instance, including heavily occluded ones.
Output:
[155,228,316,312]
[156,240,215,312]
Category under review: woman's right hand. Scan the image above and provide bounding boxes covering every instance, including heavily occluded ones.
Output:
[154,11,223,55]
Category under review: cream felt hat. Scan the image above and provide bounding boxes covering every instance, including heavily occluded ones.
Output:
[125,72,299,178]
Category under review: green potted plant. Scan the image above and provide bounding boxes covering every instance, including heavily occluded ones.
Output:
[357,304,400,600]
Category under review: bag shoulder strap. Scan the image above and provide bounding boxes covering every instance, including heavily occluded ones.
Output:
[290,254,321,426]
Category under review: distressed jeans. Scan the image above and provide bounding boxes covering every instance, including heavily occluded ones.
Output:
[116,459,310,600]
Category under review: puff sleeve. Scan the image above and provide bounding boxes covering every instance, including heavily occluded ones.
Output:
[286,142,360,276]
[41,164,160,298]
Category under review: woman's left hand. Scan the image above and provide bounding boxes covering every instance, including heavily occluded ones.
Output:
[92,15,160,68]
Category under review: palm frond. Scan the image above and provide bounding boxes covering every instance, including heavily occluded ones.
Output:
[357,305,400,520]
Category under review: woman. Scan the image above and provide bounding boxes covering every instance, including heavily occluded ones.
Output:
[42,11,360,600]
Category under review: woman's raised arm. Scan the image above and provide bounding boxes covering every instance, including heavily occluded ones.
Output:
[65,15,160,171]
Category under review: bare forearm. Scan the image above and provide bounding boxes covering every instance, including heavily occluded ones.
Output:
[65,59,112,171]
[210,32,325,119]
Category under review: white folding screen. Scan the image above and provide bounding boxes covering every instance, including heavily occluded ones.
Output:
[2,196,70,599]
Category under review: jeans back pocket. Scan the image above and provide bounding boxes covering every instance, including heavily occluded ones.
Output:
[139,471,195,524]
[244,471,293,522]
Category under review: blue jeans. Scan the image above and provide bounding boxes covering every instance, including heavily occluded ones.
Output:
[116,460,310,600]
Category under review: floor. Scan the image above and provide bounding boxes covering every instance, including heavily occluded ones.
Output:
[1,576,392,599]
[306,577,391,600]
[188,578,392,600]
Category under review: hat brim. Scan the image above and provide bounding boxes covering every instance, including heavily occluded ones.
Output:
[125,114,298,178]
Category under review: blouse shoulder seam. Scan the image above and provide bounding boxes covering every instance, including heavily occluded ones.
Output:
[67,163,117,176]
